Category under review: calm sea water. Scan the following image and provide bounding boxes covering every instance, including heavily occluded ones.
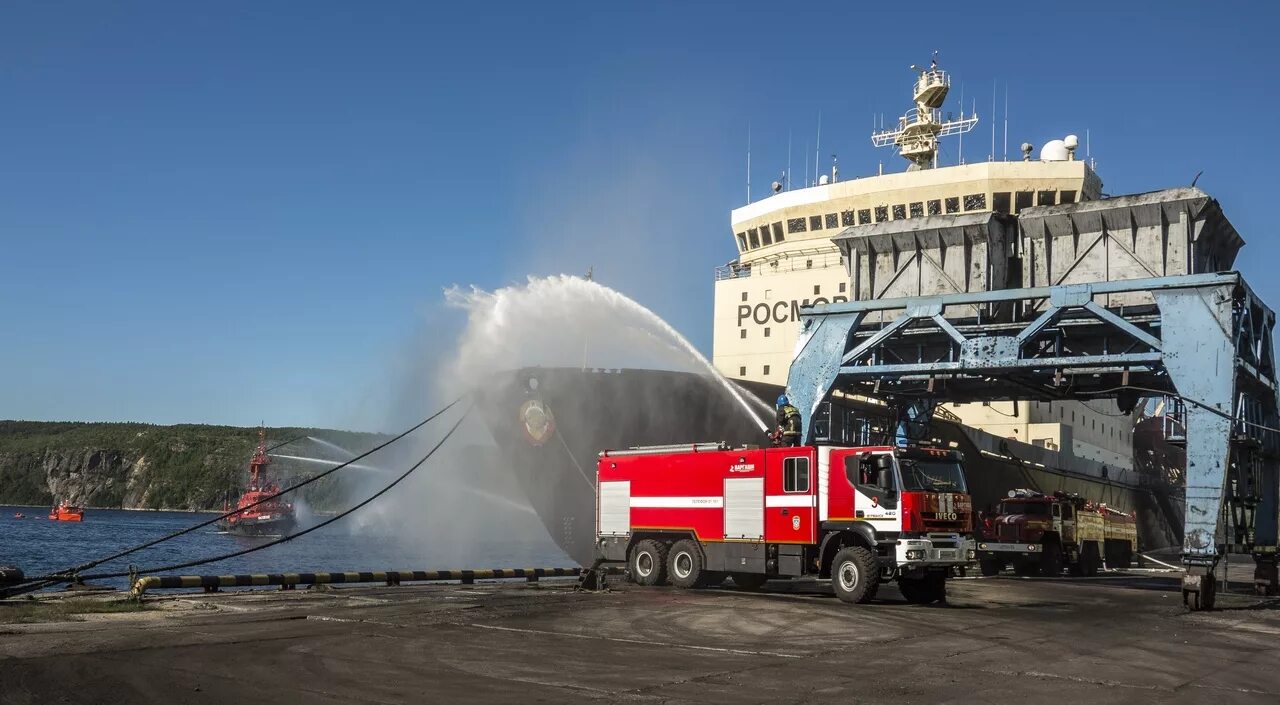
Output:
[0,505,571,591]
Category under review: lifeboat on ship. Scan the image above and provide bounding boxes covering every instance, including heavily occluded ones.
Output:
[48,504,84,522]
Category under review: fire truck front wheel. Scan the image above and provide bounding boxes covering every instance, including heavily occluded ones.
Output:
[668,539,707,589]
[831,546,880,604]
[629,539,670,586]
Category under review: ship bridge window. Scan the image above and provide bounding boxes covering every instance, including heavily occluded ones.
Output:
[739,366,747,376]
[813,285,821,295]
[741,291,748,302]
[875,206,888,223]
[740,329,747,339]
[809,215,823,230]
[909,202,924,218]
[825,213,839,229]
[839,282,847,293]
[945,197,960,214]
[927,199,941,216]
[748,230,760,249]
[760,226,773,246]
[784,457,811,493]
[763,365,771,376]
[993,192,1011,213]
[963,193,987,211]
[1060,190,1077,204]
[859,208,872,224]
[1038,190,1056,206]
[1015,191,1033,213]
[772,222,784,242]
[787,217,807,233]
[842,210,856,227]
[892,204,906,220]
[764,327,771,337]
[736,232,747,251]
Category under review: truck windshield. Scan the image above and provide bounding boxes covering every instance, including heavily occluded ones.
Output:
[1000,501,1050,516]
[898,459,967,493]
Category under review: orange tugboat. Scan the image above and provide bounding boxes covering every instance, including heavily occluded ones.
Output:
[218,429,296,536]
[48,504,84,522]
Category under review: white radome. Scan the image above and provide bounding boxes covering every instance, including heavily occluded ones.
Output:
[1040,139,1069,161]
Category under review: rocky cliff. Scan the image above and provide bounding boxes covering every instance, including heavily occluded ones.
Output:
[0,421,384,511]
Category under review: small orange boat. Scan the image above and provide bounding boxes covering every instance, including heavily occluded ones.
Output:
[48,504,84,522]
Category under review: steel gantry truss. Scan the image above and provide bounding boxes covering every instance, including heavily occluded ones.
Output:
[786,272,1280,610]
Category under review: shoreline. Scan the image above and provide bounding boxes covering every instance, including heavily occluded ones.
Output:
[1,503,224,514]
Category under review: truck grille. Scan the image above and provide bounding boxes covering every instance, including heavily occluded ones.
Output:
[998,524,1020,542]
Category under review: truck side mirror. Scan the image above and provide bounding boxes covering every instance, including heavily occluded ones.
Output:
[877,468,894,493]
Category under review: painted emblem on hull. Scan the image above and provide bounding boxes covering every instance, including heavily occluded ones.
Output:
[519,399,556,446]
[791,515,801,531]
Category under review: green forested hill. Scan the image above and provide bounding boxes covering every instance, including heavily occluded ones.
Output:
[0,420,385,511]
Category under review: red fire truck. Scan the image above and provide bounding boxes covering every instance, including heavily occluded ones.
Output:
[594,442,975,604]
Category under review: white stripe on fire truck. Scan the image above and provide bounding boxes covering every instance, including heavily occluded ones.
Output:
[629,496,724,508]
[764,495,817,508]
[818,446,831,522]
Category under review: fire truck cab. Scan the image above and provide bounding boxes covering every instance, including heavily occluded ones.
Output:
[595,442,974,604]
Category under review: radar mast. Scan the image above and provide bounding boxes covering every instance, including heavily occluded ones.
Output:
[871,54,978,170]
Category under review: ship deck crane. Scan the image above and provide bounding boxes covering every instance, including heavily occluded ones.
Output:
[786,271,1280,610]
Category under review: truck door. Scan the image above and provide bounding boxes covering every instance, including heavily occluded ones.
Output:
[764,449,816,544]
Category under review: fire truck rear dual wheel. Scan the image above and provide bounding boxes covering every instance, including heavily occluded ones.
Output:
[1040,540,1064,577]
[629,539,669,586]
[1079,542,1100,577]
[668,539,707,589]
[831,546,880,604]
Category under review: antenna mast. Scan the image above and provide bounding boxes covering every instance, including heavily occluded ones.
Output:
[871,54,977,171]
[746,123,751,203]
[815,111,822,184]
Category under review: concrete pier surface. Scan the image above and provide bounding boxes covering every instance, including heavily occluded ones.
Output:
[2,572,1279,704]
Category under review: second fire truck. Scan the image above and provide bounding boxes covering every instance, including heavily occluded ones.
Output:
[977,489,1138,577]
[594,442,974,604]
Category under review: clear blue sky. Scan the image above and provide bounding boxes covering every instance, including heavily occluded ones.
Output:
[3,1,1278,430]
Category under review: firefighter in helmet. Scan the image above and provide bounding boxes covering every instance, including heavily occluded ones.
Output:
[771,394,802,447]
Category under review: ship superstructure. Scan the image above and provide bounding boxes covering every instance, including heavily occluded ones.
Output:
[713,58,1129,471]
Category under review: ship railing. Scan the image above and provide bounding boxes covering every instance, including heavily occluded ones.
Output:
[715,251,845,281]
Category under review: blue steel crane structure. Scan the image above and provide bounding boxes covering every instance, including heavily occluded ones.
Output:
[786,272,1279,610]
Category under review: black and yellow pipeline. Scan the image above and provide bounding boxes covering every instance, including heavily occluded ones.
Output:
[129,568,593,597]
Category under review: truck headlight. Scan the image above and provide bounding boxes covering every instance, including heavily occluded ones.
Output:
[967,549,976,559]
[906,549,924,560]
[978,543,988,550]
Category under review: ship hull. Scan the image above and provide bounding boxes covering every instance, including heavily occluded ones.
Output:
[218,515,296,537]
[475,367,1182,566]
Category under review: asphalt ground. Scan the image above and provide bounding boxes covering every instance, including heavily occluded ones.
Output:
[1,570,1278,704]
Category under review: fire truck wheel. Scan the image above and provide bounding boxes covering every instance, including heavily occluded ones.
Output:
[668,539,706,589]
[831,546,879,604]
[1118,546,1133,570]
[1081,542,1100,577]
[629,539,669,586]
[1040,540,1064,577]
[898,573,946,604]
[731,572,768,591]
[979,559,1003,577]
